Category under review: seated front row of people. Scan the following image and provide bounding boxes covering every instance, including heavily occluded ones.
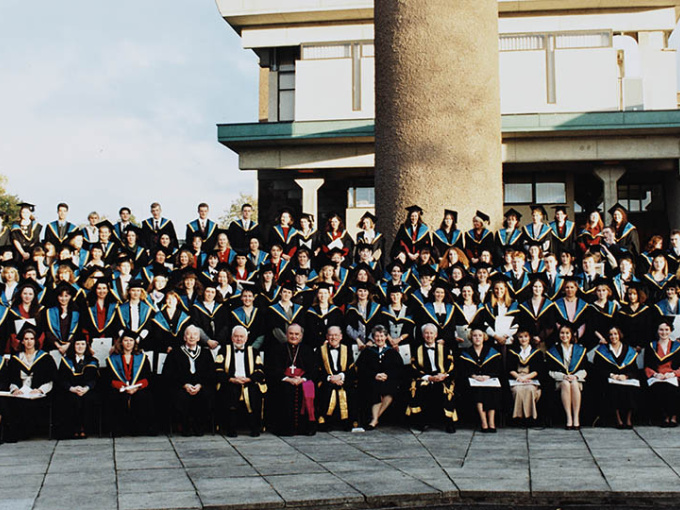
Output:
[1,317,680,440]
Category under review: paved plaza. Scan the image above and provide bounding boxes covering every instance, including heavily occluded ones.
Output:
[1,426,680,510]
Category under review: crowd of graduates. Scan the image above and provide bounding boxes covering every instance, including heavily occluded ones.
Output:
[0,198,679,442]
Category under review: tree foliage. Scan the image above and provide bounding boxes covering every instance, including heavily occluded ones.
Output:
[0,175,21,222]
[218,193,258,228]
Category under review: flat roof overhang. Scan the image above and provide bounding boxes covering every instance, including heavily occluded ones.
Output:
[218,110,680,149]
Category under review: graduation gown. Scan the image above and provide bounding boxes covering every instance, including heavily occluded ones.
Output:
[643,340,680,418]
[105,352,155,435]
[215,344,267,431]
[615,304,654,350]
[459,345,503,409]
[43,307,80,351]
[227,219,262,253]
[432,229,464,259]
[80,301,120,343]
[464,228,494,262]
[406,343,457,425]
[191,301,230,343]
[546,343,588,386]
[151,307,192,353]
[549,220,576,257]
[267,225,299,259]
[521,223,552,254]
[44,221,78,247]
[356,345,403,405]
[229,306,265,351]
[316,343,357,426]
[345,301,382,346]
[11,221,42,258]
[355,231,385,262]
[185,219,218,251]
[495,228,523,257]
[266,302,306,349]
[54,354,99,438]
[552,298,589,344]
[391,223,431,258]
[141,217,178,250]
[613,222,640,258]
[164,345,216,427]
[593,343,640,415]
[378,305,416,349]
[265,342,318,435]
[517,298,555,346]
[304,305,345,348]
[415,302,456,349]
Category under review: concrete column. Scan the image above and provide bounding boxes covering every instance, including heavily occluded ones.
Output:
[294,178,325,220]
[593,166,626,222]
[374,0,503,248]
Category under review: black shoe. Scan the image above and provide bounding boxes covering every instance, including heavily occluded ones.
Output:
[225,430,237,438]
[365,424,375,431]
[489,427,497,433]
[445,424,456,434]
[249,429,260,438]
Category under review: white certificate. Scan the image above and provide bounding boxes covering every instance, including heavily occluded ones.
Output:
[398,344,412,365]
[469,377,501,388]
[648,376,679,387]
[608,377,640,387]
[509,379,540,387]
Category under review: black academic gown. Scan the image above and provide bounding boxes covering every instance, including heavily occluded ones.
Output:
[215,344,266,433]
[54,354,99,438]
[593,344,640,419]
[406,343,457,427]
[164,345,216,433]
[265,342,318,435]
[316,343,357,428]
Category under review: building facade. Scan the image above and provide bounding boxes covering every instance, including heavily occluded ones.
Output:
[216,0,680,242]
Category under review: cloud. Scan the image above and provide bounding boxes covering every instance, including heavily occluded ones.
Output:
[0,0,259,227]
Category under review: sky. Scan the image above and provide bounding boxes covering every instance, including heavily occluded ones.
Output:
[0,0,259,227]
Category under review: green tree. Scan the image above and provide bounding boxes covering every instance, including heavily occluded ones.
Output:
[219,193,258,228]
[0,175,21,222]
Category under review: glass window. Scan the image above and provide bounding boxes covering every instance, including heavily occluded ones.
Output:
[504,183,532,204]
[536,182,566,204]
[279,73,295,90]
[348,187,375,208]
[362,43,375,58]
[301,44,351,60]
[556,31,611,49]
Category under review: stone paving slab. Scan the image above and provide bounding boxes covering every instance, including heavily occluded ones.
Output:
[3,427,680,508]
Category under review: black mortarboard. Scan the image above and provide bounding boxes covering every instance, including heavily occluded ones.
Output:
[608,203,628,216]
[649,249,667,260]
[17,321,38,341]
[432,279,450,292]
[18,202,35,212]
[118,328,138,341]
[443,210,458,223]
[418,265,437,277]
[405,205,423,215]
[474,262,493,272]
[489,272,509,284]
[116,252,133,264]
[55,281,76,296]
[153,246,172,257]
[260,263,274,274]
[96,219,114,231]
[327,247,345,258]
[592,276,612,289]
[357,211,376,227]
[278,207,294,217]
[300,212,315,223]
[315,282,334,292]
[16,279,42,294]
[66,230,84,242]
[128,280,145,290]
[503,208,522,221]
[124,224,142,236]
[353,281,374,293]
[55,259,79,273]
[552,205,568,214]
[561,275,580,285]
[528,273,548,285]
[386,284,405,295]
[475,210,490,223]
[295,267,311,277]
[355,243,374,252]
[386,260,405,273]
[658,316,675,330]
[530,205,548,217]
[281,280,297,292]
[203,280,217,290]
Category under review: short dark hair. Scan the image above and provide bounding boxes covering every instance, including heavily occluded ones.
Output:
[119,207,131,215]
[198,203,209,210]
[241,203,252,211]
[57,203,69,210]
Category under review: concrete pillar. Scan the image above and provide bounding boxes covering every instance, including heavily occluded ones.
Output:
[374,0,503,248]
[294,178,325,220]
[593,166,626,222]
